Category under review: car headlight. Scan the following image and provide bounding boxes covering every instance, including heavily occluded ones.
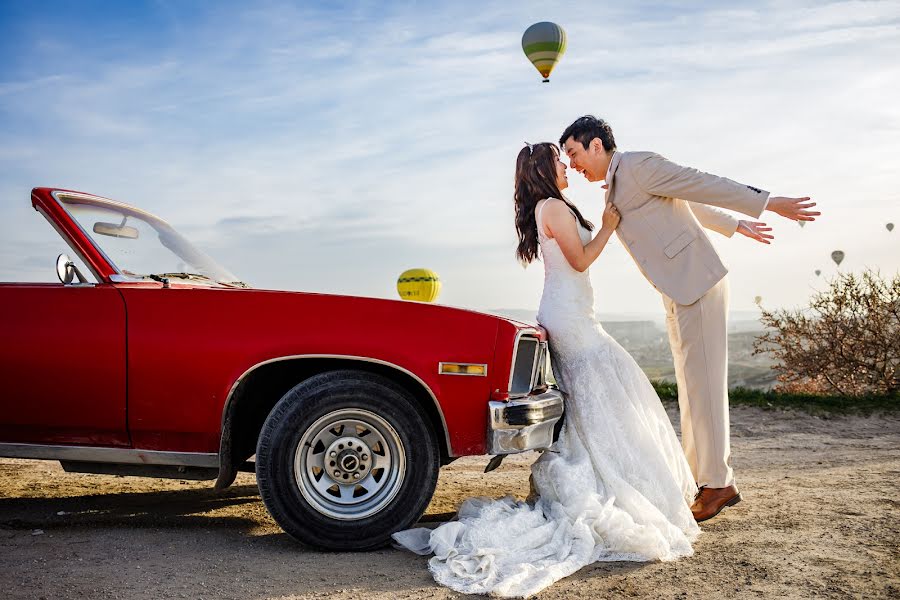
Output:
[508,333,549,397]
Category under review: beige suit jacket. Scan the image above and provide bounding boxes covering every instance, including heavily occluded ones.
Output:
[607,151,769,305]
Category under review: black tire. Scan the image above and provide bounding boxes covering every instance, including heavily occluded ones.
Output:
[256,370,439,551]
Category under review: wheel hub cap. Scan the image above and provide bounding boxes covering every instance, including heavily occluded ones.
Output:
[325,436,371,481]
[294,409,406,521]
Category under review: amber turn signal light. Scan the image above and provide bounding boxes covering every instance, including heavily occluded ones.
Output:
[439,363,487,376]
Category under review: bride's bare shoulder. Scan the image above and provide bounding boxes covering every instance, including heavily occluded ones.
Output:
[539,198,567,213]
[541,199,577,222]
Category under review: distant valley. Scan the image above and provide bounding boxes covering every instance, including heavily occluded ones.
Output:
[487,308,776,390]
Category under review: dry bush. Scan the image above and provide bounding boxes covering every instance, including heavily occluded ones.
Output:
[753,269,900,396]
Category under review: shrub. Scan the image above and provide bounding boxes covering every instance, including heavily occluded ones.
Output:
[753,269,900,396]
[650,380,898,414]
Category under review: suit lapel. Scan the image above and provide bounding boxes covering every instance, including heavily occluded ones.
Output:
[604,151,622,205]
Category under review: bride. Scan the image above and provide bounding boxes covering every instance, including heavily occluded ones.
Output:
[392,142,700,598]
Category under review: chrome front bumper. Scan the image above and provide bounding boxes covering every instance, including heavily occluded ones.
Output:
[487,388,565,454]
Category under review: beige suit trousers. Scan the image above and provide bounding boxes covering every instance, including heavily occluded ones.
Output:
[663,276,734,488]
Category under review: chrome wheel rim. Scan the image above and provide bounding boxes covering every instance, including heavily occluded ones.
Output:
[294,408,406,520]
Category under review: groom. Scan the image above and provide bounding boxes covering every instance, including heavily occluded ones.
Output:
[559,116,818,522]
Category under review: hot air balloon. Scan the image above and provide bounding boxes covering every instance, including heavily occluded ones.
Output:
[522,22,567,83]
[798,221,806,228]
[831,250,845,266]
[815,269,821,276]
[754,295,762,306]
[887,222,895,232]
[397,268,441,302]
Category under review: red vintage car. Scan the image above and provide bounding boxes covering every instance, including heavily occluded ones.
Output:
[0,188,563,550]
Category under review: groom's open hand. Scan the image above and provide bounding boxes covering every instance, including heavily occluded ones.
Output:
[766,196,820,222]
[736,220,774,244]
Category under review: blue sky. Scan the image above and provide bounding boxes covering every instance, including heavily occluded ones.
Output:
[1,0,898,315]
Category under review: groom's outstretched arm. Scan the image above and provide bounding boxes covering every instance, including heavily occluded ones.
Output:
[688,202,738,237]
[631,153,769,218]
[689,202,774,244]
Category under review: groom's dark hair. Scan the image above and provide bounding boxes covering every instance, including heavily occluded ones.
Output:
[559,115,617,152]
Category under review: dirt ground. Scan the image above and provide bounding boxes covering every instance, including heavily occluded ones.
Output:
[1,405,898,600]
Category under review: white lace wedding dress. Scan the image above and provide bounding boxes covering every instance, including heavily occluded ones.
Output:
[392,199,700,598]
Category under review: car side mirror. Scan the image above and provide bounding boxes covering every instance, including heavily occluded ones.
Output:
[56,254,88,284]
[93,221,139,239]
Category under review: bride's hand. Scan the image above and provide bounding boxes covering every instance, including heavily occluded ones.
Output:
[601,203,621,231]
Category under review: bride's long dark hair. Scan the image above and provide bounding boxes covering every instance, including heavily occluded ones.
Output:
[514,142,593,264]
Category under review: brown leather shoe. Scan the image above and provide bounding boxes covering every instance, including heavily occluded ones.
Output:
[691,485,742,522]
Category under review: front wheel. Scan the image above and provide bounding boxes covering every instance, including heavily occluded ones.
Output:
[256,370,439,550]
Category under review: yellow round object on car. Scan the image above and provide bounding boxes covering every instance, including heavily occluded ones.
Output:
[397,268,441,303]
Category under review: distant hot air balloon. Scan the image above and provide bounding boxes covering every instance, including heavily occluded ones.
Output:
[831,250,845,266]
[522,22,567,83]
[397,268,441,303]
[798,221,806,228]
[815,269,821,276]
[887,222,895,232]
[754,295,762,306]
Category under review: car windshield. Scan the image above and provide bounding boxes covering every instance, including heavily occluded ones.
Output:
[58,193,244,286]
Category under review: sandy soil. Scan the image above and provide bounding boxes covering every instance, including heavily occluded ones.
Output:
[1,405,898,599]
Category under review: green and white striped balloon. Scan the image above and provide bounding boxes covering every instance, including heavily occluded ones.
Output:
[522,22,567,82]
